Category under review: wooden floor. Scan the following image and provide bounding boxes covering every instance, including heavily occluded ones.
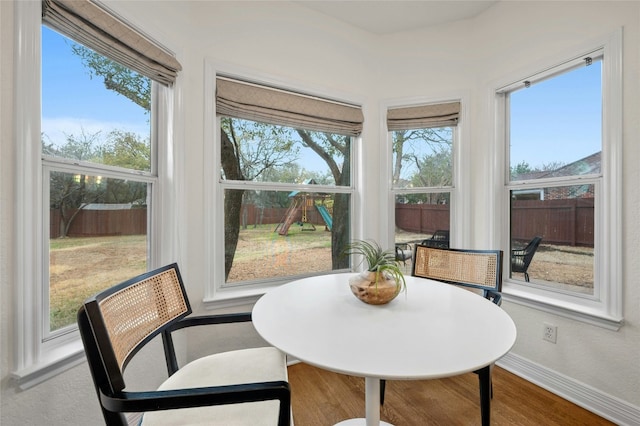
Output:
[288,362,615,426]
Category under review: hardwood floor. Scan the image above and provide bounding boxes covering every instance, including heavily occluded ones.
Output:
[288,362,615,425]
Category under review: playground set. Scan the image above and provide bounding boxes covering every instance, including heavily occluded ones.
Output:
[275,183,333,236]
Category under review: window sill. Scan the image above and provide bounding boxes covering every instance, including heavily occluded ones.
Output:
[502,282,623,331]
[11,340,86,390]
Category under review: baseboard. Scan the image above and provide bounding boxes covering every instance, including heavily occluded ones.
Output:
[497,352,640,426]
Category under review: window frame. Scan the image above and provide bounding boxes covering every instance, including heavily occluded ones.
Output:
[495,30,623,330]
[203,62,360,307]
[382,96,467,252]
[12,0,179,388]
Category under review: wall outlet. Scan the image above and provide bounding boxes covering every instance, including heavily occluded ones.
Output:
[543,323,557,343]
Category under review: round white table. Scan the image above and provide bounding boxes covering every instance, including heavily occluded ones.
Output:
[252,273,517,426]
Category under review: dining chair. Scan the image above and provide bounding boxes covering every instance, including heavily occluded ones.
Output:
[511,236,542,282]
[77,263,291,426]
[420,229,450,248]
[394,242,413,265]
[381,245,504,426]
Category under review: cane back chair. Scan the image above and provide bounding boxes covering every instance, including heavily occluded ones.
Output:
[381,246,504,426]
[77,263,291,426]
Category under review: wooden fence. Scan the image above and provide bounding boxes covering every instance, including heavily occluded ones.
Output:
[50,208,147,238]
[394,199,594,247]
[51,198,595,247]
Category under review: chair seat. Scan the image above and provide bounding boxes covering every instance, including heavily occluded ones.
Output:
[141,347,288,426]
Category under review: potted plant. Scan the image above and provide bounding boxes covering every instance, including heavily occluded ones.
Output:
[343,239,407,305]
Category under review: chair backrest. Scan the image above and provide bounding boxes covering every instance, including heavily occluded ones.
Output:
[512,236,542,269]
[412,245,503,301]
[78,263,192,394]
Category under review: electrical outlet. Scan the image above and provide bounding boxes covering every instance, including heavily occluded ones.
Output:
[543,323,557,343]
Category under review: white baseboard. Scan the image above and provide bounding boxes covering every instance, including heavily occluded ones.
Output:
[497,352,640,426]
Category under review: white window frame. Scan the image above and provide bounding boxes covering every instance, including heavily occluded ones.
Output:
[495,30,623,330]
[12,0,179,389]
[381,96,468,251]
[203,61,360,308]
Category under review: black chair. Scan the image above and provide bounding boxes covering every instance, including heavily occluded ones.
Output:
[381,245,504,426]
[511,236,542,282]
[78,263,291,426]
[394,242,413,265]
[421,229,450,248]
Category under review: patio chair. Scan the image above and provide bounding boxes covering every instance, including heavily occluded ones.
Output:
[77,263,291,426]
[381,245,504,426]
[421,229,450,248]
[395,242,413,265]
[511,236,542,282]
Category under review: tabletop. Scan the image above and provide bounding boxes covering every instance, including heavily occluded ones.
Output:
[252,272,517,381]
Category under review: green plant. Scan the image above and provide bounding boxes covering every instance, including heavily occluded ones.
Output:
[343,239,406,292]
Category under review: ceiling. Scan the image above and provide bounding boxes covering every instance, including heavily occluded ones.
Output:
[295,1,498,35]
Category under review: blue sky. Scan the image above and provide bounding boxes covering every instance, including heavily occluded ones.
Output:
[509,63,602,170]
[41,27,149,148]
[43,26,601,172]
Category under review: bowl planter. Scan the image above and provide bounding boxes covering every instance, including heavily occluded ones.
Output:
[343,240,406,305]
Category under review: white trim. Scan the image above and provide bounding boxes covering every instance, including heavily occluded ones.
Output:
[380,92,469,250]
[492,29,623,326]
[498,352,640,426]
[11,0,179,386]
[203,59,361,302]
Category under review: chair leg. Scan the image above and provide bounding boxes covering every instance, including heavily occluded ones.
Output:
[524,271,530,282]
[380,379,386,405]
[478,366,491,426]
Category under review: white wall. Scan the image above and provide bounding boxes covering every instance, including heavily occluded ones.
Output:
[1,1,638,424]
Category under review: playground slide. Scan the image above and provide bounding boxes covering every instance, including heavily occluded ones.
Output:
[316,205,333,230]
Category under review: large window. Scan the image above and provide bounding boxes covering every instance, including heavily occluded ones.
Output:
[13,0,179,388]
[388,102,459,272]
[498,33,622,327]
[210,76,362,295]
[42,27,152,335]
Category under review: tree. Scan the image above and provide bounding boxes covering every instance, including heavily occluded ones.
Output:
[71,45,150,111]
[46,130,105,238]
[296,130,351,269]
[71,43,353,277]
[45,128,151,237]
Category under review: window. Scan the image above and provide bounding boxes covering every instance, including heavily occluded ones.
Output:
[42,27,152,335]
[13,0,180,388]
[207,75,362,299]
[387,102,460,271]
[498,32,622,328]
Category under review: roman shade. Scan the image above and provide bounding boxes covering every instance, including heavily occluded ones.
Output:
[216,77,364,137]
[42,0,181,85]
[387,101,460,131]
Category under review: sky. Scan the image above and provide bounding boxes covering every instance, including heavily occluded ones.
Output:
[41,27,149,149]
[42,26,602,173]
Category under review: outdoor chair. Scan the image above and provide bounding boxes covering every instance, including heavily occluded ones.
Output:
[381,245,504,426]
[77,263,291,426]
[511,236,542,282]
[394,242,413,265]
[421,229,450,248]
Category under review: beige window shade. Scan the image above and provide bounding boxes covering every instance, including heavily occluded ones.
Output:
[387,101,460,131]
[42,0,181,86]
[216,78,364,136]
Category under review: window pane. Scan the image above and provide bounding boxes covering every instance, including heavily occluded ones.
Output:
[509,62,601,181]
[392,127,452,189]
[395,194,450,272]
[220,117,350,186]
[224,189,349,284]
[49,171,148,331]
[510,185,594,294]
[42,27,151,171]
